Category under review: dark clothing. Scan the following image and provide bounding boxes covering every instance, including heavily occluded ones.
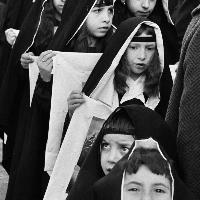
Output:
[0,0,33,171]
[112,0,180,118]
[5,0,112,199]
[166,5,200,199]
[67,105,177,200]
[173,0,200,47]
[84,138,197,200]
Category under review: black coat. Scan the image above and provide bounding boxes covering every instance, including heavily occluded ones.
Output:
[5,0,108,200]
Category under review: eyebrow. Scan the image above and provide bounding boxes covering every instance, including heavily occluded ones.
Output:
[125,182,170,190]
[153,183,170,189]
[125,181,142,187]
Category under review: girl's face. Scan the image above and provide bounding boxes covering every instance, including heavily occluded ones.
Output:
[123,165,172,200]
[53,0,66,15]
[86,5,114,38]
[126,0,157,17]
[125,32,156,79]
[100,134,134,175]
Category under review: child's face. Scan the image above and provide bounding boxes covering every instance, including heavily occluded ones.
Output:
[100,134,134,175]
[85,5,114,38]
[123,165,172,200]
[126,0,157,17]
[53,0,65,14]
[125,32,156,79]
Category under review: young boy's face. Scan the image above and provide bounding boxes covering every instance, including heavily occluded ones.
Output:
[100,134,134,175]
[126,0,157,17]
[85,4,114,38]
[123,165,172,200]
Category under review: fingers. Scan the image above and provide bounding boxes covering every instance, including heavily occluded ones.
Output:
[20,52,34,68]
[39,50,56,62]
[68,91,85,116]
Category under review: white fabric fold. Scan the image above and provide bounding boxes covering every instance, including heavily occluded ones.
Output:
[45,52,102,172]
[43,96,113,200]
[28,56,39,106]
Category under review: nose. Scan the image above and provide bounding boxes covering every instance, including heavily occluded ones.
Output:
[102,10,111,24]
[107,148,120,164]
[138,47,146,60]
[142,0,150,9]
[142,193,152,200]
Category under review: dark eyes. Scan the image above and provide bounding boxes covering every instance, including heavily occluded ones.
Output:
[101,142,110,150]
[155,188,166,193]
[92,7,114,14]
[121,146,129,152]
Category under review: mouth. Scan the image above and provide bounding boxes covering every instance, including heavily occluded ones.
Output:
[58,5,64,9]
[137,12,150,17]
[98,27,109,31]
[135,63,146,69]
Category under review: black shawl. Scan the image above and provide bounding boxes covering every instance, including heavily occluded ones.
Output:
[67,104,177,200]
[112,0,180,118]
[4,0,98,199]
[86,137,197,200]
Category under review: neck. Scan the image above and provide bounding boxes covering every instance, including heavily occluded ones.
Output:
[54,12,61,22]
[130,73,142,81]
[87,35,98,47]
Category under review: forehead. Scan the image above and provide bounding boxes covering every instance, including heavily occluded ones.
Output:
[124,165,170,186]
[103,134,134,143]
[94,0,113,6]
[129,41,156,46]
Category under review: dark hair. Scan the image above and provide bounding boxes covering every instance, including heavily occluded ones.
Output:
[70,24,111,53]
[114,24,161,97]
[69,2,114,53]
[101,108,135,136]
[125,147,172,188]
[34,0,59,54]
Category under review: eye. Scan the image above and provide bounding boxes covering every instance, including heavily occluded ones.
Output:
[154,188,166,193]
[120,145,130,153]
[92,8,102,13]
[108,7,114,15]
[128,187,140,192]
[101,142,110,150]
[146,46,155,51]
[129,45,138,50]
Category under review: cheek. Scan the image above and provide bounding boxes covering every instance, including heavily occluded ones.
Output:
[100,151,106,167]
[150,1,157,11]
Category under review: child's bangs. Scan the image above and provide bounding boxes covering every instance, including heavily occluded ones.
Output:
[126,148,172,183]
[101,109,135,136]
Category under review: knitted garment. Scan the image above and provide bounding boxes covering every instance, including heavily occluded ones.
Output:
[166,5,200,199]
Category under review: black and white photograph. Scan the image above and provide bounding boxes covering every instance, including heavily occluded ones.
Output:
[0,0,200,199]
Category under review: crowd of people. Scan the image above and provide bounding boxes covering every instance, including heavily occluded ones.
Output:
[0,0,200,200]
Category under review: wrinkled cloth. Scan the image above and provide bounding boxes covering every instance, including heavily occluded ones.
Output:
[166,5,200,199]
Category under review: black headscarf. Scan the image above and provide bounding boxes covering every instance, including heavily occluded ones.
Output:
[67,104,177,200]
[112,0,180,118]
[0,0,97,127]
[85,137,197,200]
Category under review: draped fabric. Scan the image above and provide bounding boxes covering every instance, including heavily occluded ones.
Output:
[166,5,200,199]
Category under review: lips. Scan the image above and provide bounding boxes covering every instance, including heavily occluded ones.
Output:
[98,27,109,31]
[137,12,150,17]
[135,63,146,70]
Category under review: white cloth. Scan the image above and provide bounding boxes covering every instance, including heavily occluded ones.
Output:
[28,56,39,106]
[45,52,102,172]
[44,21,164,200]
[43,96,113,200]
